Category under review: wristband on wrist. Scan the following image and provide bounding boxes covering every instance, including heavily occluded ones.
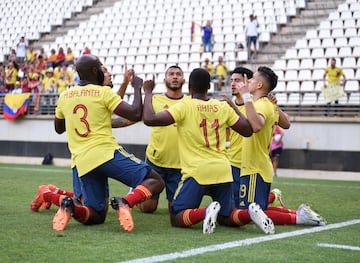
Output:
[242,92,252,103]
[225,141,230,150]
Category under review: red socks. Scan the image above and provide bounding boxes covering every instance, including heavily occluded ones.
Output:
[265,208,297,225]
[181,208,207,226]
[123,184,152,207]
[230,209,251,225]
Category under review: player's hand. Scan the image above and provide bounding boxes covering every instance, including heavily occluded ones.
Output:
[236,74,250,95]
[268,92,278,104]
[143,78,155,93]
[123,63,134,83]
[220,94,232,104]
[131,74,143,90]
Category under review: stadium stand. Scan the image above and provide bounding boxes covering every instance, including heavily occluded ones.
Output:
[0,0,359,117]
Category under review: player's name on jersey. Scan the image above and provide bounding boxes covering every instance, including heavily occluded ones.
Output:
[197,104,219,112]
[63,89,101,98]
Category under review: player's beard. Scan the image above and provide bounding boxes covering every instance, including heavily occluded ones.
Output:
[165,81,183,91]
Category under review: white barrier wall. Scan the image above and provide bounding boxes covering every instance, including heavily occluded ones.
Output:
[0,118,359,151]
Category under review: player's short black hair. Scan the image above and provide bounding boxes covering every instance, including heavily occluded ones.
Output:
[258,66,278,92]
[165,65,183,75]
[232,67,254,79]
[189,68,210,93]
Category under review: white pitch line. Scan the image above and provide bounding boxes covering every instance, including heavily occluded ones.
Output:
[119,219,360,263]
[317,243,360,251]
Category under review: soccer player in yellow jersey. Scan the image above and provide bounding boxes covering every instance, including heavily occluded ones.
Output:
[228,67,325,226]
[136,65,188,213]
[225,67,254,207]
[31,55,164,232]
[143,68,275,234]
[235,67,290,211]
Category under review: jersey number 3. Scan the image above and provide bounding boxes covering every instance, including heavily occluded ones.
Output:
[73,104,91,137]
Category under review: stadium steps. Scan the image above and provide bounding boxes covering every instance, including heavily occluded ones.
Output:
[33,0,119,50]
[241,0,344,69]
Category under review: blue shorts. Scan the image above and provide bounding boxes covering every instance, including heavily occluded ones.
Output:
[231,166,241,208]
[146,159,181,202]
[72,170,83,200]
[239,173,271,210]
[172,177,234,217]
[247,36,257,46]
[76,149,152,212]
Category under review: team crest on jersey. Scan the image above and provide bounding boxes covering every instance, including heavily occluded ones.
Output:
[164,104,169,109]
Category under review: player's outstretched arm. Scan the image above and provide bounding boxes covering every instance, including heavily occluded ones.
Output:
[113,75,143,122]
[111,117,135,128]
[117,63,134,98]
[268,93,290,129]
[143,79,175,126]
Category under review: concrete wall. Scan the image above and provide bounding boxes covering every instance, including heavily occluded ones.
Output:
[1,117,360,171]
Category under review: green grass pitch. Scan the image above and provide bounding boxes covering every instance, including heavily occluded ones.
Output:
[0,163,359,263]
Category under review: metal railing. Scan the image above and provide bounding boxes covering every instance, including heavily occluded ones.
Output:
[0,92,359,118]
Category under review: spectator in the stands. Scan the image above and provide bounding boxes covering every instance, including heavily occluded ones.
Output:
[54,47,65,68]
[64,47,75,66]
[5,61,18,92]
[82,46,91,55]
[39,47,48,61]
[47,49,57,68]
[201,58,214,78]
[42,68,57,93]
[245,14,259,60]
[16,36,27,64]
[214,56,228,91]
[57,71,70,94]
[35,55,47,74]
[0,63,6,93]
[8,49,17,63]
[21,74,31,93]
[12,81,23,94]
[196,20,214,53]
[26,46,37,64]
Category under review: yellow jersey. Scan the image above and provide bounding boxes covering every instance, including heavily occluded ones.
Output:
[324,67,344,84]
[167,98,239,185]
[146,94,189,168]
[55,84,122,176]
[241,97,278,183]
[226,102,246,168]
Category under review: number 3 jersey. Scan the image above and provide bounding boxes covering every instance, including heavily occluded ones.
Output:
[166,98,239,185]
[55,84,122,176]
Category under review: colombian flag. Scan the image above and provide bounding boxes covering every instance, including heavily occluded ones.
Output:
[3,93,31,120]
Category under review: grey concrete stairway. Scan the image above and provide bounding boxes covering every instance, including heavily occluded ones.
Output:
[33,0,119,50]
[240,0,345,71]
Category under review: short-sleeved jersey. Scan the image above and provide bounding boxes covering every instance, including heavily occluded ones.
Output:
[226,102,245,168]
[146,94,189,168]
[241,97,278,183]
[324,67,344,84]
[167,98,239,185]
[55,84,122,176]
